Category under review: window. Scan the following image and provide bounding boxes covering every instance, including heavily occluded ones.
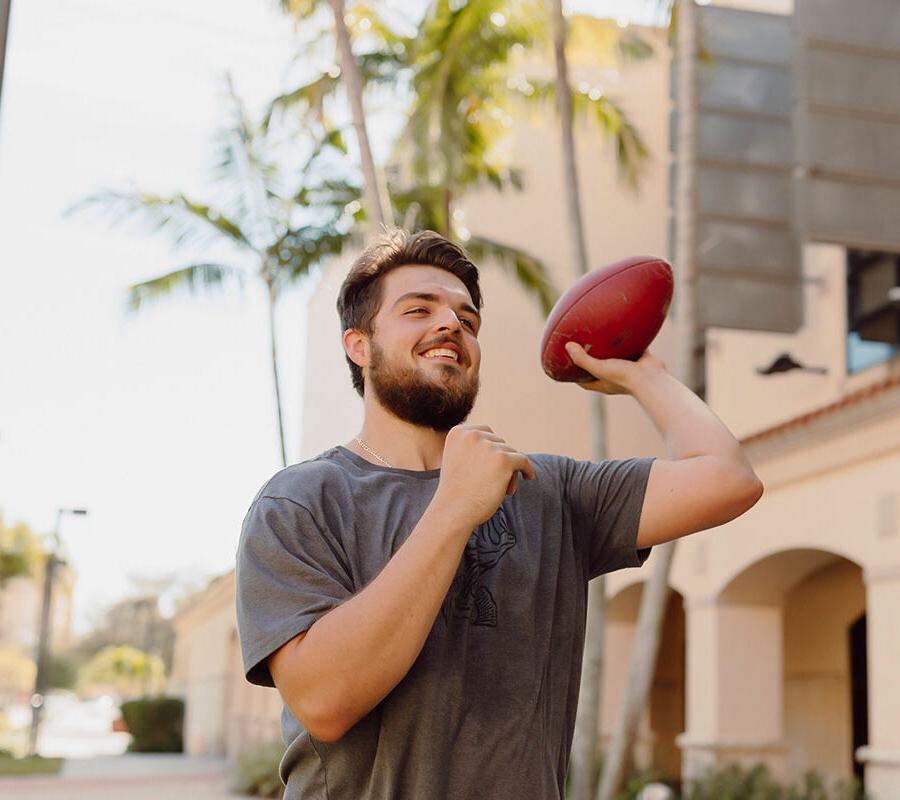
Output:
[846,249,900,374]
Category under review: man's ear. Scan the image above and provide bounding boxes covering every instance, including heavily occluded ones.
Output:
[343,328,371,369]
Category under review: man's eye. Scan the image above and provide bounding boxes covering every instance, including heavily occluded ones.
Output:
[462,319,476,330]
[405,308,426,315]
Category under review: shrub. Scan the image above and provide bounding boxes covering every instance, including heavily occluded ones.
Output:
[684,764,868,800]
[120,696,183,752]
[231,739,286,799]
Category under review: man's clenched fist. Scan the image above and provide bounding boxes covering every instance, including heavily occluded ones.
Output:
[434,425,535,528]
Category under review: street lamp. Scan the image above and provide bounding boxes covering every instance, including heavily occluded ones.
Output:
[26,507,88,757]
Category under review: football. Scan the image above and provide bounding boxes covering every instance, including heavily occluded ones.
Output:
[540,256,674,382]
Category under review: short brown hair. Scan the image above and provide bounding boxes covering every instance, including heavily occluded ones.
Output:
[337,229,483,397]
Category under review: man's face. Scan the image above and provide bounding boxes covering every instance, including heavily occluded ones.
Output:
[364,265,482,431]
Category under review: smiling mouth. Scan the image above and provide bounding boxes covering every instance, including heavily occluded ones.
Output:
[419,347,462,365]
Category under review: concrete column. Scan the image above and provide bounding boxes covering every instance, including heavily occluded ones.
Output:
[859,567,900,800]
[679,597,787,781]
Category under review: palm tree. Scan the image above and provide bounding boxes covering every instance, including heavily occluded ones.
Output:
[269,2,648,316]
[279,0,394,231]
[397,1,648,310]
[542,4,657,794]
[596,2,696,798]
[547,6,605,797]
[71,84,363,467]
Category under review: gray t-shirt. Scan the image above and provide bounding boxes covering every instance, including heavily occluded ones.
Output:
[236,445,653,800]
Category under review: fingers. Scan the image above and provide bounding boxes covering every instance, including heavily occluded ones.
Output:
[507,451,535,481]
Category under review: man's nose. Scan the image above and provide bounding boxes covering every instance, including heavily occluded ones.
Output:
[434,307,463,331]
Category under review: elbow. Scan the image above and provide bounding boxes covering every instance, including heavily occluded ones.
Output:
[305,718,348,744]
[292,694,355,744]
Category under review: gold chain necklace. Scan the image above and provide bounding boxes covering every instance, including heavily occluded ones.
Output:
[355,437,394,468]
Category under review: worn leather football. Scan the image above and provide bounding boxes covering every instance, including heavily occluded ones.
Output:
[540,256,674,382]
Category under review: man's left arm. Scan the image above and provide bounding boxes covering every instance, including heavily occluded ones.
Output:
[566,342,764,549]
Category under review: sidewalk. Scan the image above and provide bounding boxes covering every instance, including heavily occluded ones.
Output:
[0,754,238,799]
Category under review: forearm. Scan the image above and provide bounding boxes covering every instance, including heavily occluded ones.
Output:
[277,498,472,741]
[629,365,753,472]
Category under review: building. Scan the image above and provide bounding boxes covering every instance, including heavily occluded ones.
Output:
[168,2,900,796]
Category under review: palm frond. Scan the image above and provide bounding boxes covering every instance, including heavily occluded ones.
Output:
[267,224,361,286]
[464,234,558,315]
[126,263,245,312]
[212,81,281,227]
[516,80,648,190]
[264,73,339,129]
[68,190,255,252]
[294,177,362,209]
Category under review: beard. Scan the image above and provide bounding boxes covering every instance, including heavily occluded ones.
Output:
[367,340,479,432]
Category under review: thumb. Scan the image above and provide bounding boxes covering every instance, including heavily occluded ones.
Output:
[565,341,592,364]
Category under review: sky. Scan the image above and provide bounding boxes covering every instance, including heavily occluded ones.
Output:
[0,0,657,635]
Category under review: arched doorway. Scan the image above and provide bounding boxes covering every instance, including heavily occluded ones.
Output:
[782,558,866,786]
[604,583,685,782]
[716,549,867,787]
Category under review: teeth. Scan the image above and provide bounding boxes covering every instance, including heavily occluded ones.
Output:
[422,348,458,361]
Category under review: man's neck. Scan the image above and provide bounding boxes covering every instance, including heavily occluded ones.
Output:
[348,398,449,471]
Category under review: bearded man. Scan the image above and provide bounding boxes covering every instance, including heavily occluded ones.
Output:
[235,229,763,799]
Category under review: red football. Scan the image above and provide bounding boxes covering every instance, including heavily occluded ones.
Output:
[540,256,674,382]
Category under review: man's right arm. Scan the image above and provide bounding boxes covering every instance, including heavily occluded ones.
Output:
[267,425,534,743]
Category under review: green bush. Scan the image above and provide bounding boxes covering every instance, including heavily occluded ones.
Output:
[231,739,286,799]
[46,653,78,690]
[684,764,867,800]
[120,696,184,753]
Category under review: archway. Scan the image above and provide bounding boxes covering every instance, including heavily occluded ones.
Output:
[717,549,867,787]
[604,582,685,782]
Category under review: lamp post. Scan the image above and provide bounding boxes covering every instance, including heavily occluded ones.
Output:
[26,507,87,757]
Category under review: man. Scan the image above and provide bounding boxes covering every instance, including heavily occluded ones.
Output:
[236,229,763,799]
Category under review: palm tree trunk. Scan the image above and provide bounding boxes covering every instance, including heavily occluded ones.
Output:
[267,279,288,468]
[327,0,391,232]
[595,2,699,797]
[551,0,589,278]
[442,185,452,238]
[571,574,606,800]
[549,3,608,797]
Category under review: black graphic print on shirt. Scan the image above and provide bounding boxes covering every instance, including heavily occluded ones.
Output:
[442,507,516,627]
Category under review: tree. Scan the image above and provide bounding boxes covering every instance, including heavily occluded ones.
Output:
[596,2,696,798]
[399,1,649,302]
[69,594,177,675]
[547,5,607,796]
[78,644,166,700]
[0,513,43,586]
[279,0,394,230]
[71,84,363,467]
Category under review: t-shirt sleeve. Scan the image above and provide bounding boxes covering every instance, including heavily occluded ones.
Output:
[235,494,354,687]
[562,455,656,580]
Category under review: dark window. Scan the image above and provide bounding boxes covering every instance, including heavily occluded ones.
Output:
[847,250,900,374]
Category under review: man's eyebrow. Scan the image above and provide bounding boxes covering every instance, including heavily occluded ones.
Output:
[391,291,481,319]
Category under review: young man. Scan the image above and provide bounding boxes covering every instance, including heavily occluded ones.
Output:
[236,229,763,799]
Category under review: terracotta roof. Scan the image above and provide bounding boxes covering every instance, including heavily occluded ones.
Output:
[740,372,900,446]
